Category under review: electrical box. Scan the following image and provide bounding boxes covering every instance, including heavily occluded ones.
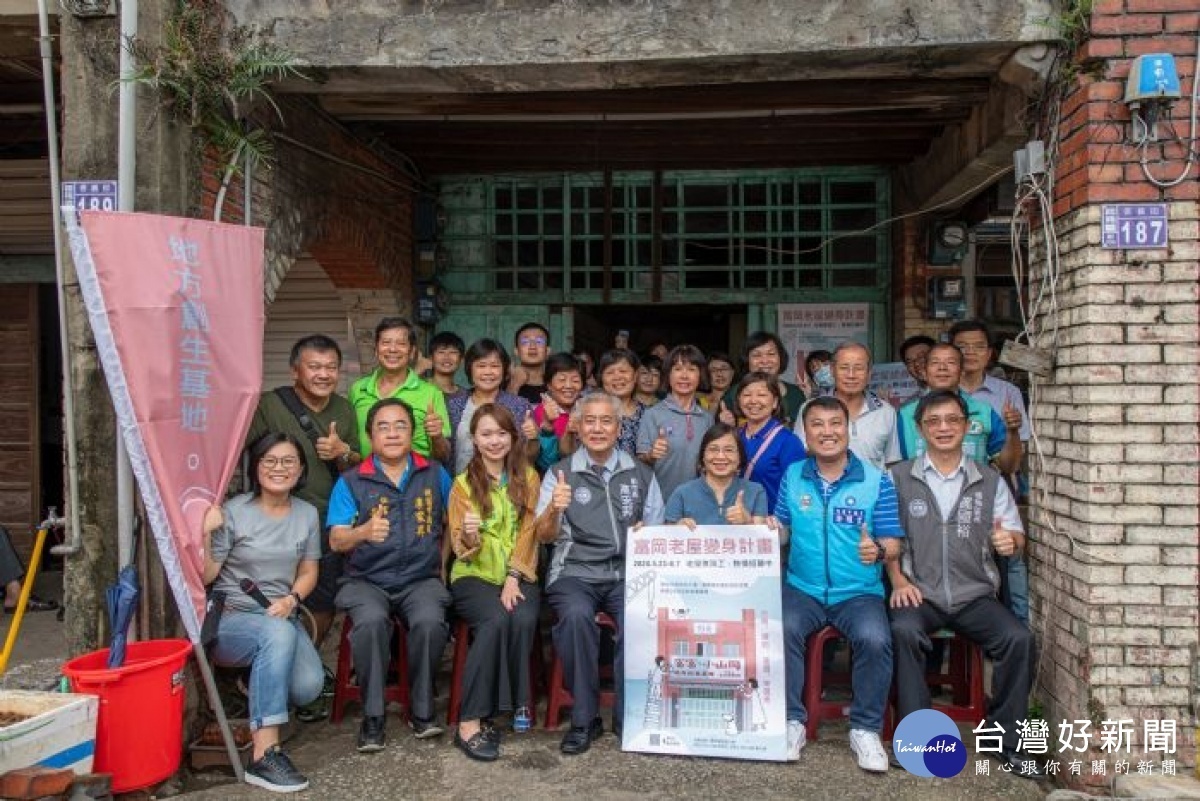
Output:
[926,276,967,320]
[927,221,968,265]
[1125,53,1181,104]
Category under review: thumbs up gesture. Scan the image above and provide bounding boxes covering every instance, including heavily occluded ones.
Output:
[725,489,750,525]
[991,518,1016,556]
[316,420,347,461]
[551,470,572,512]
[424,400,444,439]
[857,523,880,565]
[521,409,539,440]
[361,500,390,544]
[717,400,735,426]
[541,393,563,424]
[1002,400,1023,432]
[462,510,482,548]
[649,427,670,461]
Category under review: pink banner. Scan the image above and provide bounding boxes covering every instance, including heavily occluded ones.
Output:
[69,211,264,638]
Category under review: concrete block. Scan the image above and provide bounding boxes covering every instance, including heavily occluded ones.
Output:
[1126,484,1198,505]
[1126,443,1197,462]
[1127,405,1198,423]
[1125,525,1199,545]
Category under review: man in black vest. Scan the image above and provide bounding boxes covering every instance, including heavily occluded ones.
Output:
[886,390,1040,779]
[328,399,452,753]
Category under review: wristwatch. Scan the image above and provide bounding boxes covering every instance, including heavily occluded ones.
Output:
[872,538,886,564]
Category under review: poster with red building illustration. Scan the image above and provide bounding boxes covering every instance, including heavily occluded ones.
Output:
[623,524,787,761]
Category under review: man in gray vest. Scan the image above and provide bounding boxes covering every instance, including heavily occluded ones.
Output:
[535,392,665,755]
[886,389,1040,779]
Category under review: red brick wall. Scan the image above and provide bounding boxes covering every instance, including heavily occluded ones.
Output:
[198,99,416,297]
[1054,2,1199,218]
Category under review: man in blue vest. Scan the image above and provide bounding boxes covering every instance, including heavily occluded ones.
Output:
[328,398,452,753]
[887,390,1038,779]
[775,396,904,771]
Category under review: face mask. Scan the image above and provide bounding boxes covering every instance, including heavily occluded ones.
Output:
[814,364,833,390]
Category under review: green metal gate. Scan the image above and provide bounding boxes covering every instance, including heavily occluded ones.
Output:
[435,168,890,355]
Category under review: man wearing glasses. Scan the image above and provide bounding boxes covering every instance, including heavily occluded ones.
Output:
[886,389,1038,779]
[509,322,551,405]
[328,398,453,752]
[895,344,1021,475]
[949,320,1032,624]
[795,342,900,470]
[898,335,935,390]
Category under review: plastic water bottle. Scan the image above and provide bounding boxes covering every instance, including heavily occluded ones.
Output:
[513,706,532,733]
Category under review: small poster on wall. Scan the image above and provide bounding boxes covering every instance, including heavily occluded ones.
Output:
[622,524,787,762]
[868,362,922,408]
[776,303,871,371]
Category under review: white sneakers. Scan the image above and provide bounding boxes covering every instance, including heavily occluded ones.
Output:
[786,720,806,761]
[849,728,889,773]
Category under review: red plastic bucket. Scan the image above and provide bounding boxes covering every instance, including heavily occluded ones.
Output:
[61,638,192,793]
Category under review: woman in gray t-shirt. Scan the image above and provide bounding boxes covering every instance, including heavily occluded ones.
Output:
[201,433,324,793]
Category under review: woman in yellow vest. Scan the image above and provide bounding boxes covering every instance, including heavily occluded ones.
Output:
[447,403,541,761]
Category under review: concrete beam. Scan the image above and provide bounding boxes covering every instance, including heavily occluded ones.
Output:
[894,44,1056,213]
[229,0,1056,92]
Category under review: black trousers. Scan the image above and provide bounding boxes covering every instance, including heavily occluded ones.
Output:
[450,576,540,722]
[335,577,450,721]
[546,577,624,728]
[890,595,1033,752]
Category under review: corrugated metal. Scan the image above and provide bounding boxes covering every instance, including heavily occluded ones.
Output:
[0,159,53,256]
[262,258,355,392]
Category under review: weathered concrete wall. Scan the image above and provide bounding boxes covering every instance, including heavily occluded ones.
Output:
[227,0,1055,91]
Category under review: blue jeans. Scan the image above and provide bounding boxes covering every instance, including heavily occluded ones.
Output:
[1007,557,1030,624]
[210,610,325,730]
[782,584,892,732]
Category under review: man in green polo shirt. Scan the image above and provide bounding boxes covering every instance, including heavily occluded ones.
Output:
[349,317,451,463]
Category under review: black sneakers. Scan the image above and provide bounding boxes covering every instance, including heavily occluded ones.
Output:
[409,717,445,739]
[245,745,309,793]
[357,715,386,753]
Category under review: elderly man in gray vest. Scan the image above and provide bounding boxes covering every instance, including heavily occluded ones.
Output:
[535,392,665,755]
[886,389,1040,779]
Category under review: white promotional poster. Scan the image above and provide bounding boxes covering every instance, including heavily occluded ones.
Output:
[868,361,922,408]
[622,524,787,762]
[777,303,871,367]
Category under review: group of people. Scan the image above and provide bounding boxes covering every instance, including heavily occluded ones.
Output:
[200,314,1038,792]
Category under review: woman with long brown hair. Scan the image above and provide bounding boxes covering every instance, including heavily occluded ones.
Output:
[447,403,542,761]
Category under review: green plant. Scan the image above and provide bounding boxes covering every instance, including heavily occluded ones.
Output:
[124,0,306,219]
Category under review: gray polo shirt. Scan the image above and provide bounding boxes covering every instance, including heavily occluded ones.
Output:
[636,396,713,501]
[210,493,321,612]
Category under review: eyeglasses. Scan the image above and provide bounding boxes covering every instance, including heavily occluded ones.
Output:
[956,344,989,354]
[835,364,869,375]
[373,421,411,433]
[261,456,300,470]
[518,336,548,347]
[704,445,740,456]
[710,365,734,374]
[921,415,966,428]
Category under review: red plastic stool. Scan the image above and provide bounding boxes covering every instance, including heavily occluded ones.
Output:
[330,615,410,724]
[447,618,545,726]
[884,629,985,737]
[803,625,854,742]
[544,612,618,729]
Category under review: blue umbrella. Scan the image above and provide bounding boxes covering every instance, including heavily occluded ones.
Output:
[106,564,140,668]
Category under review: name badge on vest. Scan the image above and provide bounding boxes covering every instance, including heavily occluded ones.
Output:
[833,507,866,526]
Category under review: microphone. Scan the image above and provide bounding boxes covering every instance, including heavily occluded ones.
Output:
[239,578,272,610]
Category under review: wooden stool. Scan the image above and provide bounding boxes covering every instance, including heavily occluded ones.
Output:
[447,618,545,726]
[544,612,618,729]
[884,629,986,737]
[330,615,410,724]
[803,625,853,742]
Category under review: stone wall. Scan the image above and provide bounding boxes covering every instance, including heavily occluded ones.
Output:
[1026,0,1199,781]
